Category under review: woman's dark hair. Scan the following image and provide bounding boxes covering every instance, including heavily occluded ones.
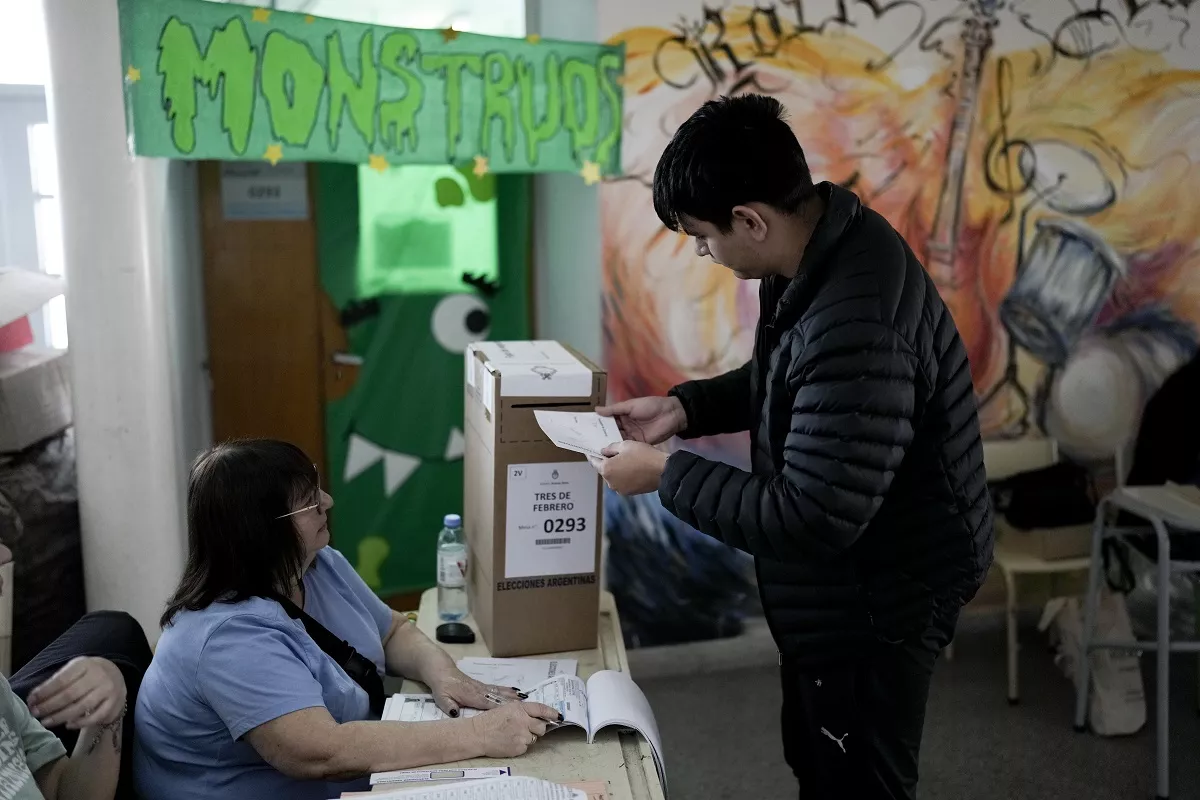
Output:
[161,439,320,628]
[653,93,816,233]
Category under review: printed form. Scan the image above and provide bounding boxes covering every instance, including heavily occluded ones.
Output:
[533,411,622,460]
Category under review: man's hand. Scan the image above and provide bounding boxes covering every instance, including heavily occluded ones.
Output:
[597,441,669,496]
[597,396,687,446]
[28,657,126,730]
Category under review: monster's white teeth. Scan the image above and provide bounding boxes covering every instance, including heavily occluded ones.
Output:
[345,434,421,497]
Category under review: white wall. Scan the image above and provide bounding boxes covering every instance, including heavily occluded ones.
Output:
[41,0,206,640]
[0,0,50,85]
[161,161,213,471]
[525,0,603,364]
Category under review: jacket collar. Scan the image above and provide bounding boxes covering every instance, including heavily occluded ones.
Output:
[768,182,862,330]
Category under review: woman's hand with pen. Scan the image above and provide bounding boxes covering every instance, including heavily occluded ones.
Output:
[469,701,564,757]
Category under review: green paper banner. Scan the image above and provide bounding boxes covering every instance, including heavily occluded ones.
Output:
[116,0,624,174]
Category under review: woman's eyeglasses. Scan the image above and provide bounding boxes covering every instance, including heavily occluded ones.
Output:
[276,465,322,520]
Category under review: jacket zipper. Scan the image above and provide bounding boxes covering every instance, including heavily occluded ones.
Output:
[754,554,787,666]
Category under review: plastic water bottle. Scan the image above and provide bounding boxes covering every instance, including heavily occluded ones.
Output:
[437,514,468,621]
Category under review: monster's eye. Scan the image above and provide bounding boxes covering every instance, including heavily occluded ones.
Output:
[432,293,491,353]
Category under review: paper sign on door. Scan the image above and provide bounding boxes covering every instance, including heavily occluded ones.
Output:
[505,462,597,579]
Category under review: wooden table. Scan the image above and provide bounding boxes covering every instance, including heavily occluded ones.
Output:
[372,589,666,800]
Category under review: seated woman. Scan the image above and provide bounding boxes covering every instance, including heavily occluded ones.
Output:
[133,440,560,800]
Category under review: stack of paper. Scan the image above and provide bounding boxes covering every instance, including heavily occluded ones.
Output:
[382,694,482,723]
[456,657,579,690]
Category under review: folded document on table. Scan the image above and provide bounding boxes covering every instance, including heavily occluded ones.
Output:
[378,671,664,789]
[345,776,587,799]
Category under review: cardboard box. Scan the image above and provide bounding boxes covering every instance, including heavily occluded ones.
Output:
[0,348,72,453]
[464,341,605,656]
[996,516,1093,561]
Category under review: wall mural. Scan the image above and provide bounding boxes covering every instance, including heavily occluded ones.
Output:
[598,0,1200,643]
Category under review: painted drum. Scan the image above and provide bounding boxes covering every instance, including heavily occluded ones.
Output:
[1000,217,1125,366]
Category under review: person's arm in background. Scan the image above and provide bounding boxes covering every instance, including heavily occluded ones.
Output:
[22,659,126,800]
[669,360,753,438]
[659,322,924,561]
[34,717,123,800]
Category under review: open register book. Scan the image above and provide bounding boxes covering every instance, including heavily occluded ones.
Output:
[382,671,665,788]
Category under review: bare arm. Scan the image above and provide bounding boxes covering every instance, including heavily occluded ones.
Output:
[246,707,476,781]
[382,611,453,683]
[244,701,561,782]
[35,718,123,800]
[27,657,126,800]
[381,611,522,716]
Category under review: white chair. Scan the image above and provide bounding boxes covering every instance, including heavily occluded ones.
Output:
[985,439,1093,704]
[1074,482,1200,800]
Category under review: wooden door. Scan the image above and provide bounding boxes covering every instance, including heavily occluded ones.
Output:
[197,161,326,469]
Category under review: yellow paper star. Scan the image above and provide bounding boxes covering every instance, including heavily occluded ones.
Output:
[125,65,141,83]
[264,143,284,165]
[440,26,459,42]
[472,155,490,178]
[251,7,271,23]
[304,14,316,23]
[580,161,602,186]
[526,33,542,44]
[368,154,389,173]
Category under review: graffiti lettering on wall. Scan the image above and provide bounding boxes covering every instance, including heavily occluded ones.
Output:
[602,0,1200,466]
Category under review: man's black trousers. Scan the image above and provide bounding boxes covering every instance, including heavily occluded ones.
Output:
[780,632,942,799]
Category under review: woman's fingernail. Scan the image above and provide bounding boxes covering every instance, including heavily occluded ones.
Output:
[517,692,529,700]
[449,708,459,718]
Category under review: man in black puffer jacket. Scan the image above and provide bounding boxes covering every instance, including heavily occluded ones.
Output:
[597,94,993,799]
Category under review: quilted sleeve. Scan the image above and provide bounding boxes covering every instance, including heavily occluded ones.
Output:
[659,322,919,560]
[668,361,753,439]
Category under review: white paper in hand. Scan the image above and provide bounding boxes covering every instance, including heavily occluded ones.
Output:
[533,411,622,459]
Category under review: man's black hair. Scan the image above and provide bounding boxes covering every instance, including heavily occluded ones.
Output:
[652,94,816,233]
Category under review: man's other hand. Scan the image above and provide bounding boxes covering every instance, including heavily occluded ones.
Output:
[597,441,669,496]
[596,396,687,445]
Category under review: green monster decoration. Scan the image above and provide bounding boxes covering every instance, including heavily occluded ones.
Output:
[315,162,531,597]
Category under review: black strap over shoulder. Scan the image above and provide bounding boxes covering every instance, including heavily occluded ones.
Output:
[275,595,385,717]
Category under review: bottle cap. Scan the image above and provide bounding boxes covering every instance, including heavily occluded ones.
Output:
[444,514,462,528]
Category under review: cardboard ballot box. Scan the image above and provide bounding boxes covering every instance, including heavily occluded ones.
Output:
[464,341,605,656]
